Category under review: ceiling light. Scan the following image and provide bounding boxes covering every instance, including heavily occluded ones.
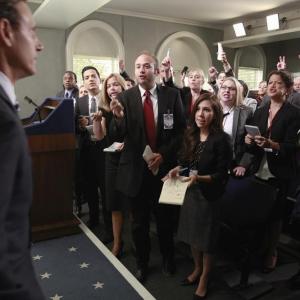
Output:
[233,23,246,37]
[266,14,279,31]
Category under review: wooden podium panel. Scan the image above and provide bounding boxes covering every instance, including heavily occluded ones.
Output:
[23,98,80,241]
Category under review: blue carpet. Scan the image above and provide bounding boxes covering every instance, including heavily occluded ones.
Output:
[32,231,145,300]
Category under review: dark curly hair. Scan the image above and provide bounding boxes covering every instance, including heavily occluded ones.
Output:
[266,70,293,90]
[179,93,223,163]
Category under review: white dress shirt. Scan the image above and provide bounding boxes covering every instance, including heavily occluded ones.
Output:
[223,106,234,137]
[0,71,17,106]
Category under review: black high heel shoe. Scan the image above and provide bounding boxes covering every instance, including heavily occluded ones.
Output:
[180,275,200,286]
[193,292,207,299]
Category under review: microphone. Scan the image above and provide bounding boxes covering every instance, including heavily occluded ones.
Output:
[181,66,188,75]
[24,96,41,122]
[24,96,39,108]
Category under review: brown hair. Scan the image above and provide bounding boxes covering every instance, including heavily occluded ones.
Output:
[179,93,223,163]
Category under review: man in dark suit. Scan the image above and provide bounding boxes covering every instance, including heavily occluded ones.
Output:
[110,51,186,282]
[0,1,45,299]
[56,70,79,99]
[75,66,112,242]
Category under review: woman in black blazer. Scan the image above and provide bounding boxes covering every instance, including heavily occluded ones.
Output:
[245,70,300,272]
[163,66,209,124]
[167,93,232,299]
[93,73,127,258]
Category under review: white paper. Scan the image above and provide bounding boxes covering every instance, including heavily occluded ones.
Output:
[159,177,189,205]
[103,142,124,152]
[217,42,224,61]
[166,48,171,58]
[142,145,159,175]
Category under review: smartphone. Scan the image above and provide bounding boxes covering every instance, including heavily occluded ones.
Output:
[245,125,261,136]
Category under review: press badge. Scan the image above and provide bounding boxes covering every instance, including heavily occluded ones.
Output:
[163,113,173,129]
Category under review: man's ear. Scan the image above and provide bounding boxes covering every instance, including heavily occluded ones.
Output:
[0,18,14,47]
[154,67,160,76]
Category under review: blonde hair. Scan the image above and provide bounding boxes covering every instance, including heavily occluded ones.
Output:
[218,77,244,107]
[101,73,126,112]
[187,68,205,87]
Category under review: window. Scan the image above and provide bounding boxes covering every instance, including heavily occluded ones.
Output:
[73,55,119,84]
[238,67,263,89]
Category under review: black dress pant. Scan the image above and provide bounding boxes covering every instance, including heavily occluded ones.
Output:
[130,166,176,269]
[80,141,112,231]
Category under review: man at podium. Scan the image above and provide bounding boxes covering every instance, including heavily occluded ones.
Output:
[0,1,45,299]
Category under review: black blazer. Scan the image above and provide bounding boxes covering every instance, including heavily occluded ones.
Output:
[0,86,44,299]
[164,78,209,123]
[231,105,253,168]
[246,101,300,179]
[181,131,232,201]
[177,87,209,123]
[110,85,186,197]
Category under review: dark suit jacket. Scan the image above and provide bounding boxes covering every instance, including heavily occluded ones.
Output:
[231,105,253,167]
[246,101,300,180]
[181,131,232,201]
[288,91,300,109]
[164,78,209,122]
[74,95,108,150]
[0,86,44,299]
[261,91,300,109]
[111,85,186,197]
[56,86,79,99]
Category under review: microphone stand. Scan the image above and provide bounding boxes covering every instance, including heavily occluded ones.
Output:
[24,96,42,123]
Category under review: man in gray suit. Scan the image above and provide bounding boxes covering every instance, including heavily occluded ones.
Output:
[0,1,44,299]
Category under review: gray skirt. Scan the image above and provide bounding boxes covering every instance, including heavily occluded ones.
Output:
[177,185,219,253]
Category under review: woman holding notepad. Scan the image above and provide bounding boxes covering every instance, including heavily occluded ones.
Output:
[93,73,127,258]
[166,93,232,299]
[244,70,300,273]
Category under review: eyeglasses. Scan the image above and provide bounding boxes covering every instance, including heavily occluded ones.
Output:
[220,85,236,92]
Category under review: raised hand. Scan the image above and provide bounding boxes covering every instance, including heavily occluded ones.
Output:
[78,115,89,129]
[277,56,286,70]
[110,98,124,118]
[119,59,125,73]
[92,111,105,140]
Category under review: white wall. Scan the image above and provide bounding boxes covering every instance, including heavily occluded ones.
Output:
[17,6,223,117]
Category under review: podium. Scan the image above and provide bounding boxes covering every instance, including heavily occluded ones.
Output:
[23,98,80,241]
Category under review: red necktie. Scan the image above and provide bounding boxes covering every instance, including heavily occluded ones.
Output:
[143,90,156,151]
